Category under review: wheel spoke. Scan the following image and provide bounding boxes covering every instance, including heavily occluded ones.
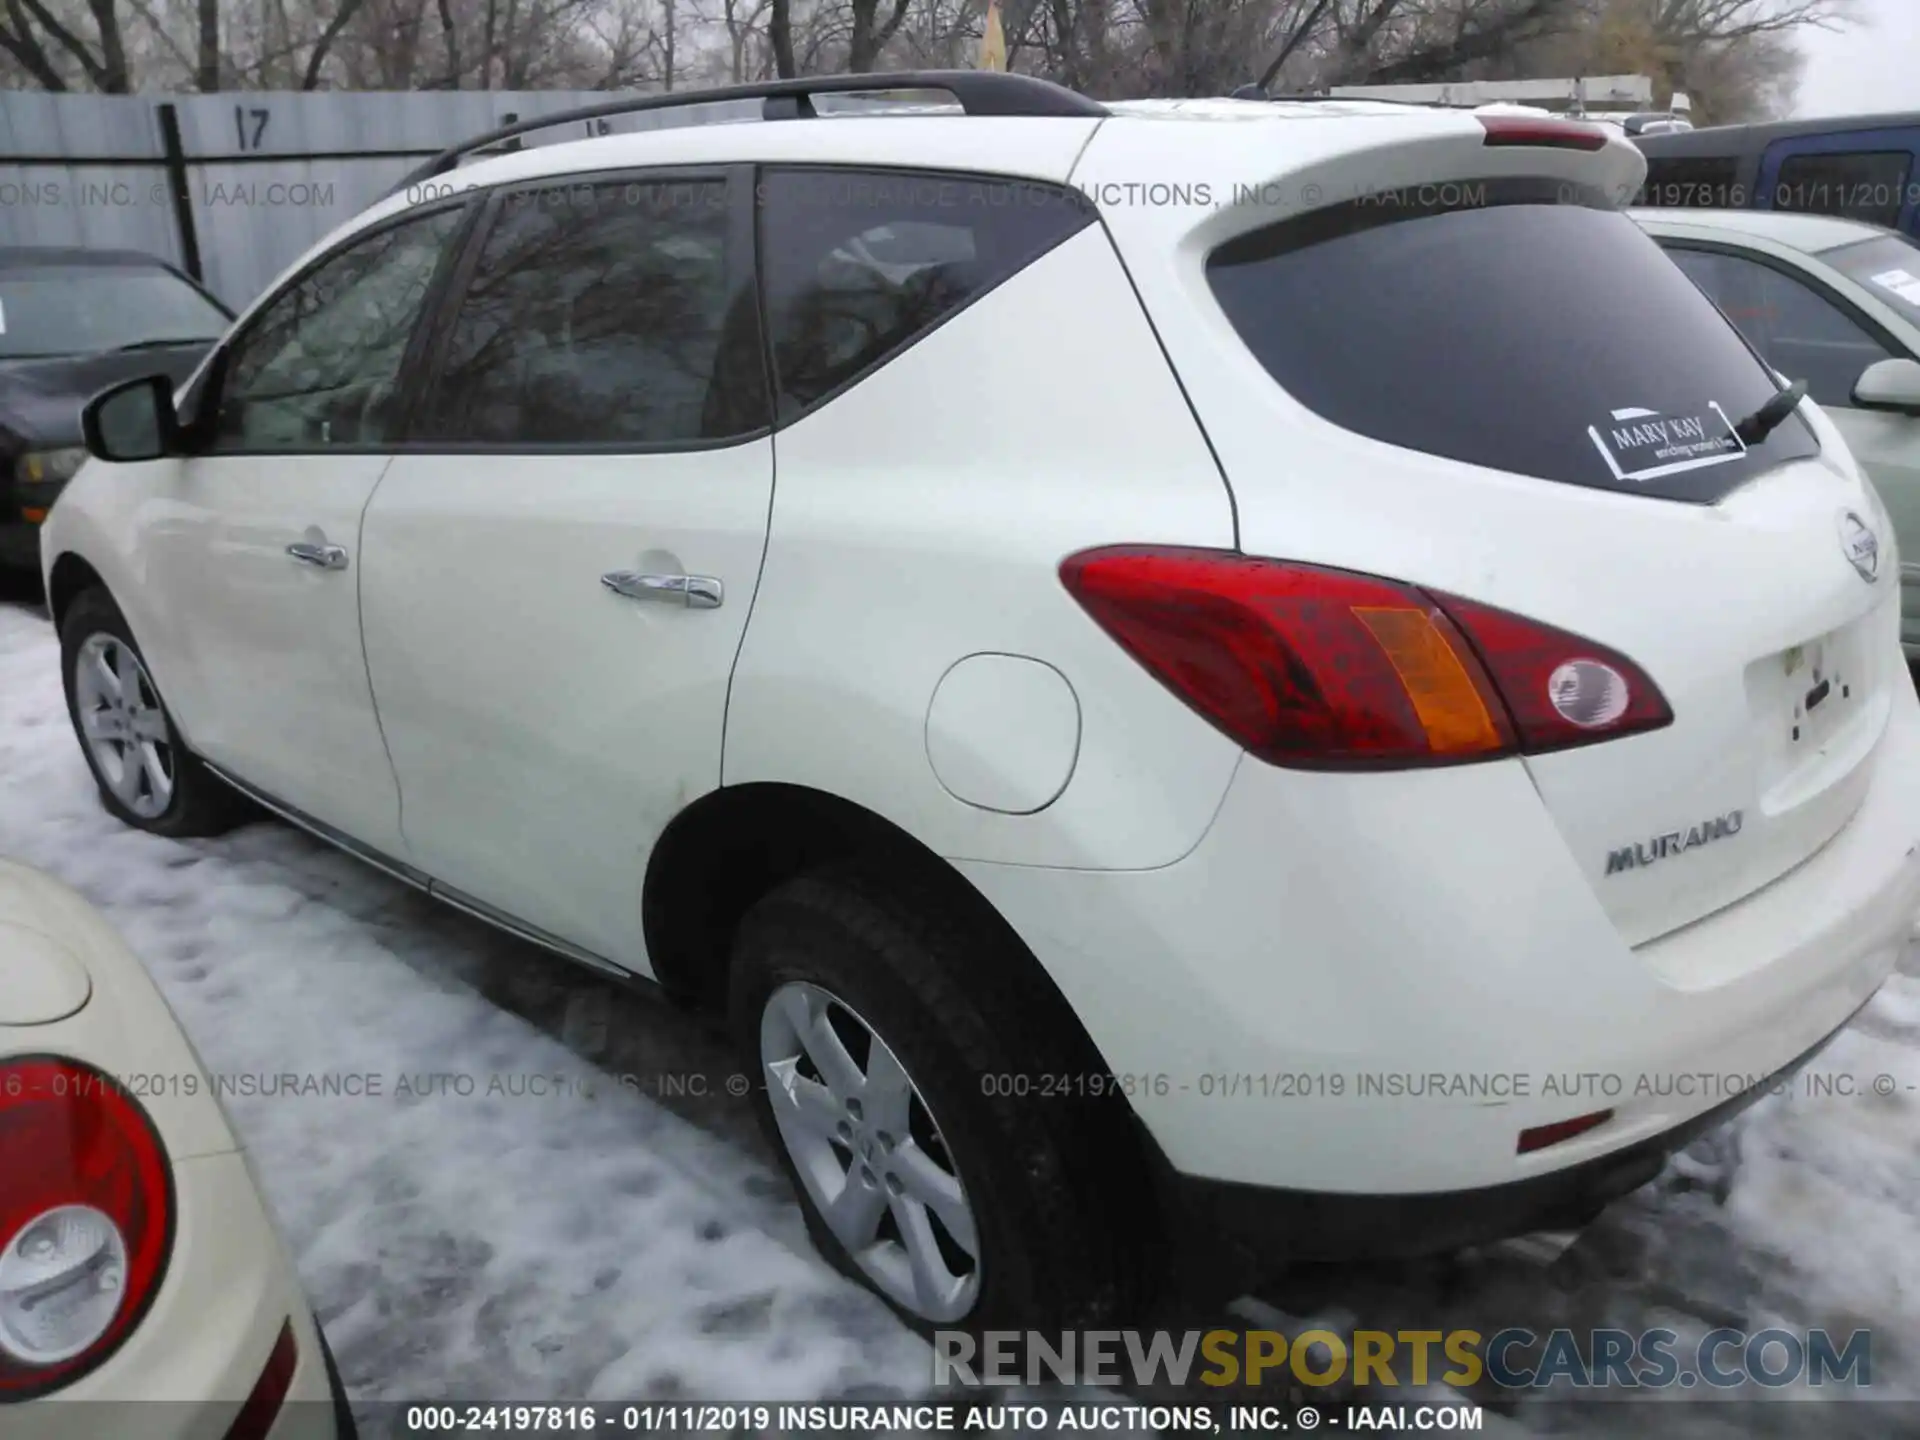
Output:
[106,747,143,802]
[112,643,141,701]
[81,708,117,741]
[766,1060,844,1141]
[892,1139,977,1259]
[783,995,863,1102]
[89,648,123,702]
[137,741,172,802]
[129,709,169,743]
[892,1192,963,1316]
[822,1168,888,1251]
[860,1042,914,1136]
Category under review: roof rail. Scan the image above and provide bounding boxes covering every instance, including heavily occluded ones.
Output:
[393,71,1108,194]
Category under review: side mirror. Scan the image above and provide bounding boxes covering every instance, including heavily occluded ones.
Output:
[1852,357,1920,417]
[80,375,182,463]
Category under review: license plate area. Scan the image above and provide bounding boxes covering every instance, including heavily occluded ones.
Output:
[1751,622,1875,794]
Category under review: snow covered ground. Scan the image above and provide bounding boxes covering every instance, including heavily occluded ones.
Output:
[3,585,1917,1436]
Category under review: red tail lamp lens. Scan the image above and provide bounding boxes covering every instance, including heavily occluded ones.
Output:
[0,1057,174,1398]
[1059,547,1671,769]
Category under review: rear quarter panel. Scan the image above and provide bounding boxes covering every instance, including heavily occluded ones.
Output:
[723,225,1243,869]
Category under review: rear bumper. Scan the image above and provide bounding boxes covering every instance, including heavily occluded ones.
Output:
[957,646,1920,1208]
[1148,996,1864,1281]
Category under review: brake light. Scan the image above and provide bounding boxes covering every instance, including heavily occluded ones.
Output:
[0,1057,174,1399]
[1058,547,1671,769]
[1478,114,1609,152]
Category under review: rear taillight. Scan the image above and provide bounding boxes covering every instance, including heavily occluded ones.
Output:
[0,1057,174,1399]
[1059,546,1670,770]
[1478,114,1609,152]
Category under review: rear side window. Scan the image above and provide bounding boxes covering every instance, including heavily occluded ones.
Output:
[414,178,765,447]
[1772,151,1914,229]
[1206,181,1820,504]
[1637,156,1745,209]
[756,168,1094,421]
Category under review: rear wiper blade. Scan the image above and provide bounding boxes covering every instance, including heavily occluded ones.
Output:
[1731,377,1809,447]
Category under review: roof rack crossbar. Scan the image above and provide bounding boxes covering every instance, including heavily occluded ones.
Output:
[393,70,1107,193]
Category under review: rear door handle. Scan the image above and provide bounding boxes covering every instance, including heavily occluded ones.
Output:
[287,541,349,571]
[601,571,723,610]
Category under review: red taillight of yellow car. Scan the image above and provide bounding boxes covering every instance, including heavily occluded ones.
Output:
[0,1056,175,1398]
[19,508,47,525]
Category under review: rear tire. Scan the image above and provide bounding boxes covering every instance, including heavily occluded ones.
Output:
[729,860,1156,1333]
[59,587,248,837]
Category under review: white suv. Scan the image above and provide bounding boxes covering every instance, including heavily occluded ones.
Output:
[41,72,1920,1333]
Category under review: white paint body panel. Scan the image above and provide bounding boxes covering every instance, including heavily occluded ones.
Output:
[358,446,775,968]
[724,226,1240,870]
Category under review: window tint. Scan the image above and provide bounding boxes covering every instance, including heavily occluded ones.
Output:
[1772,151,1914,229]
[1206,181,1820,505]
[1666,246,1894,409]
[415,179,760,446]
[208,206,464,452]
[757,168,1094,420]
[1822,233,1920,330]
[1637,156,1745,209]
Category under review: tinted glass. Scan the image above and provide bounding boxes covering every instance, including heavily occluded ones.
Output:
[1206,182,1820,504]
[1637,156,1745,209]
[757,168,1094,420]
[1772,151,1915,229]
[0,266,228,360]
[208,206,464,452]
[415,179,759,446]
[1665,247,1894,408]
[1822,233,1920,330]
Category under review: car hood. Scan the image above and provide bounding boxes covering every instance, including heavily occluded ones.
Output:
[0,342,213,449]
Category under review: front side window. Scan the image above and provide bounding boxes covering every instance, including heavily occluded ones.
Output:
[0,265,229,360]
[1772,150,1914,229]
[1206,181,1821,505]
[412,178,760,447]
[1666,246,1895,409]
[206,206,466,452]
[756,168,1094,421]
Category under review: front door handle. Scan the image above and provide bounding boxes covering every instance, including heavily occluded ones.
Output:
[601,571,723,610]
[287,541,349,571]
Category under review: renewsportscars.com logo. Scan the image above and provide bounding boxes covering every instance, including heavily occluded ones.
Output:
[933,1328,1872,1392]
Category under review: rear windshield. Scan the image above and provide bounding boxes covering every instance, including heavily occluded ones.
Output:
[1206,180,1820,504]
[1821,232,1920,330]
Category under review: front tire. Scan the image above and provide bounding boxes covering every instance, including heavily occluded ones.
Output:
[59,587,246,837]
[729,861,1155,1333]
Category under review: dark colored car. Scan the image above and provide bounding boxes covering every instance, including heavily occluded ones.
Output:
[0,248,232,570]
[1634,112,1920,239]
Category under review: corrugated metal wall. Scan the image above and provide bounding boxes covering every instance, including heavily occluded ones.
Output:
[0,91,757,308]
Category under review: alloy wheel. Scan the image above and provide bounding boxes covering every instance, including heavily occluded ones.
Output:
[72,634,175,820]
[760,980,982,1323]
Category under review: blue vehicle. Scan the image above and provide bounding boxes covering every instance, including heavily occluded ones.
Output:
[1634,113,1920,239]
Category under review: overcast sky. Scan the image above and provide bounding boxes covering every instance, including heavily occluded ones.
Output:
[1794,0,1920,117]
